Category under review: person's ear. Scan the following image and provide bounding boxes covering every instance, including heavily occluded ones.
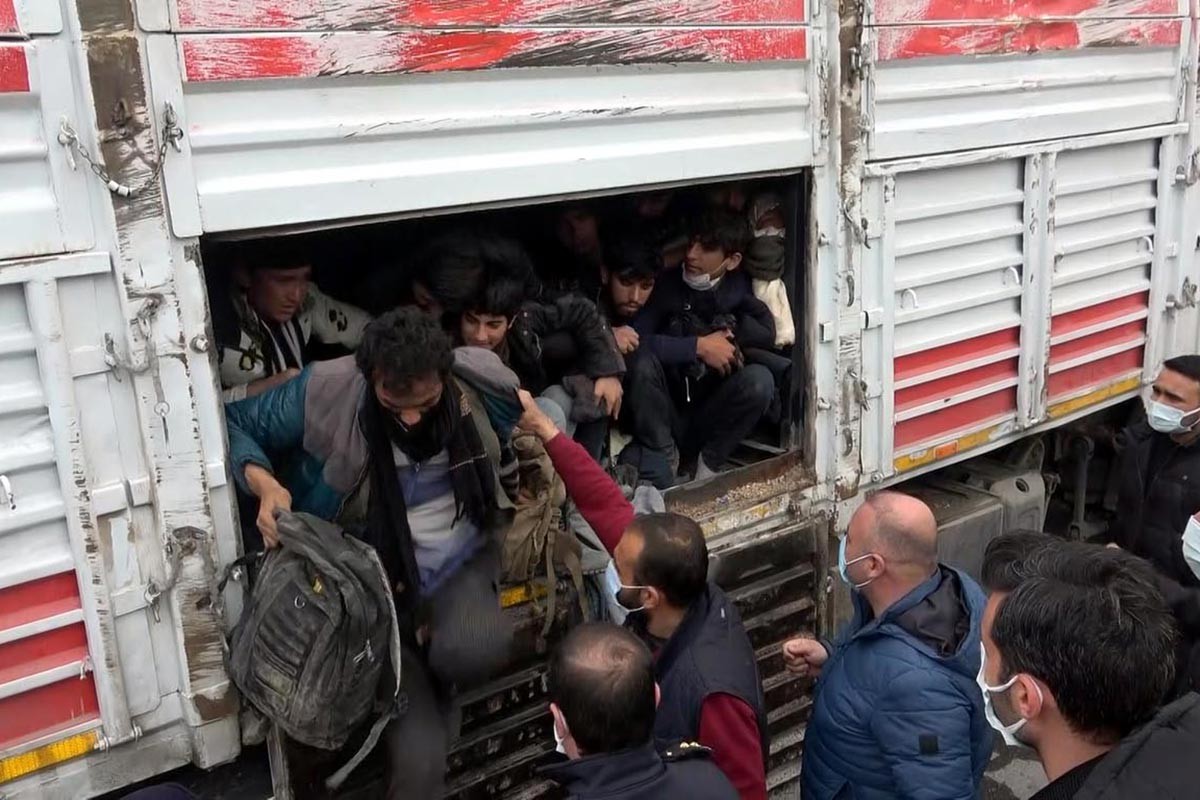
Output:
[654,683,662,709]
[725,252,743,272]
[1012,676,1047,722]
[643,585,664,612]
[550,703,568,738]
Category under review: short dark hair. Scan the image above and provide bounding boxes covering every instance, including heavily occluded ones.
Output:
[1163,355,1200,384]
[604,235,660,282]
[233,235,312,273]
[356,306,454,392]
[410,229,538,315]
[687,208,751,258]
[629,513,708,608]
[466,277,525,321]
[548,623,655,754]
[991,544,1177,743]
[981,530,1058,593]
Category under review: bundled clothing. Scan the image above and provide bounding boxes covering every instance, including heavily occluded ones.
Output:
[542,741,738,800]
[215,285,371,401]
[802,567,992,800]
[1109,419,1200,694]
[1032,692,1200,800]
[500,295,625,395]
[542,432,769,800]
[743,193,795,349]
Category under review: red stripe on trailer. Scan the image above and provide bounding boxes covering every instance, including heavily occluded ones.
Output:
[877,17,1181,60]
[894,327,1020,384]
[894,388,1017,448]
[1049,291,1149,337]
[181,27,807,82]
[0,0,16,33]
[0,675,100,751]
[0,624,89,681]
[1048,319,1146,365]
[874,0,1179,25]
[1047,346,1144,399]
[0,572,82,633]
[176,0,807,29]
[895,358,1018,413]
[0,46,29,93]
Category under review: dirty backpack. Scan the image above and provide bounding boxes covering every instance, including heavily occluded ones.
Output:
[503,432,590,637]
[226,511,401,790]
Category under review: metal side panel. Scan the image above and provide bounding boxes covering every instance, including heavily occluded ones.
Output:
[0,38,94,260]
[1,0,62,35]
[143,2,811,235]
[866,0,1187,159]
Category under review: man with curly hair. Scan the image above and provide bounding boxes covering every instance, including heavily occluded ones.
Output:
[224,307,521,798]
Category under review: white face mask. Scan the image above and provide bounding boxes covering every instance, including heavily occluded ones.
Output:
[1183,517,1200,581]
[682,268,723,292]
[1146,398,1200,434]
[976,643,1042,748]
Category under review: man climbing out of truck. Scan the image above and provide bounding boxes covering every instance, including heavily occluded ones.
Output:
[630,208,777,484]
[1108,354,1200,696]
[540,622,739,800]
[213,236,373,402]
[223,308,522,799]
[450,230,626,437]
[516,391,770,800]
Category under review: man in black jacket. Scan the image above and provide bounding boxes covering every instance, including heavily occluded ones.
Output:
[1108,354,1200,693]
[979,534,1200,800]
[541,622,738,800]
[631,208,777,482]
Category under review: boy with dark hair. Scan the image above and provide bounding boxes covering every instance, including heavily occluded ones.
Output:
[629,208,778,482]
[214,236,372,401]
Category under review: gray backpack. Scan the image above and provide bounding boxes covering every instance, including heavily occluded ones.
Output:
[226,512,401,789]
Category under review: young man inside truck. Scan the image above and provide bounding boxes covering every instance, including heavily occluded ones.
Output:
[629,207,778,483]
[212,236,373,402]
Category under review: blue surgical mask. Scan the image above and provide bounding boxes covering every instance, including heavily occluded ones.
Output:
[976,643,1042,749]
[837,536,877,590]
[1183,517,1200,582]
[1146,398,1200,434]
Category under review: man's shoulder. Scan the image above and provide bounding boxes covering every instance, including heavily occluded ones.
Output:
[661,743,738,799]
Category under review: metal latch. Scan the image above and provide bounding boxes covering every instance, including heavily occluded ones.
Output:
[1166,278,1198,313]
[58,103,182,197]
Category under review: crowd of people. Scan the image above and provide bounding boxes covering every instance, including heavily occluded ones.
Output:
[210,181,1200,800]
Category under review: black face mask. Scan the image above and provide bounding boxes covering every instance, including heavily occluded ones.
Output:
[385,393,450,464]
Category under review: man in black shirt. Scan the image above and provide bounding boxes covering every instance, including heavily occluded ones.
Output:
[979,533,1200,800]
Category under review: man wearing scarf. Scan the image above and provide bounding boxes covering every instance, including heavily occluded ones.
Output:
[225,307,521,799]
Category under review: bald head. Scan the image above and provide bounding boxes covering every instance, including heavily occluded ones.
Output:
[857,491,938,568]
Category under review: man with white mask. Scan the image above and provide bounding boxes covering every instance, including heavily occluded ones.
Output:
[978,534,1197,800]
[1109,355,1200,693]
[783,492,992,800]
[540,622,738,800]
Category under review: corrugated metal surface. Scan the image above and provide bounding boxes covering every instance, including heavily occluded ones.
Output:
[866,0,1188,159]
[145,0,812,235]
[0,39,93,260]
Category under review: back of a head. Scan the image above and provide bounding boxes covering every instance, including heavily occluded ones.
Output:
[630,512,709,608]
[688,208,751,257]
[981,530,1059,593]
[992,543,1177,742]
[356,306,454,390]
[549,623,655,754]
[1162,354,1200,384]
[603,234,660,282]
[410,229,539,314]
[862,491,938,571]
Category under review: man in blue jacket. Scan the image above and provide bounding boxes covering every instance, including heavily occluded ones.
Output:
[783,491,992,800]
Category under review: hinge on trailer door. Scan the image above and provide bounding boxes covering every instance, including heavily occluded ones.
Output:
[1174,150,1200,186]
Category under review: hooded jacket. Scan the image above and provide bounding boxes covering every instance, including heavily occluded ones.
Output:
[801,566,993,800]
[541,741,739,800]
[1072,692,1200,799]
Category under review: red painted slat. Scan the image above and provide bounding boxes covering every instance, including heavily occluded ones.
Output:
[895,358,1019,412]
[180,28,807,82]
[894,327,1020,383]
[176,0,808,30]
[0,0,16,33]
[875,0,1179,25]
[0,572,81,633]
[1049,291,1149,337]
[0,45,29,94]
[0,624,89,682]
[1048,319,1146,365]
[877,17,1181,60]
[0,676,100,751]
[1047,346,1143,399]
[894,388,1017,448]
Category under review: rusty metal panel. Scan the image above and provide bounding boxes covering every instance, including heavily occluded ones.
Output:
[866,0,1188,159]
[0,39,94,260]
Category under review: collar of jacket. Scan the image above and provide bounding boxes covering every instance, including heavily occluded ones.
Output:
[540,741,667,795]
[848,565,944,641]
[643,583,715,678]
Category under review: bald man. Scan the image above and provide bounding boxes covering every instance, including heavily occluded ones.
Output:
[784,492,992,800]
